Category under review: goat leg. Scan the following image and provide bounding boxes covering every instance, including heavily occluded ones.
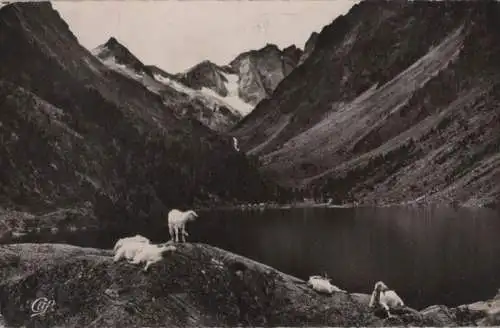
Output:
[181,227,186,242]
[382,304,393,318]
[130,258,141,265]
[174,228,179,243]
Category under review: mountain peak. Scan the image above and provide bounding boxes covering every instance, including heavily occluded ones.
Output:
[200,59,214,65]
[178,59,229,96]
[105,36,119,47]
[226,42,303,105]
[262,43,281,52]
[284,44,300,52]
[189,59,219,71]
[93,36,153,77]
[265,43,278,48]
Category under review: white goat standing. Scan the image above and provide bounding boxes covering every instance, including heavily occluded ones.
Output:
[307,275,346,295]
[168,209,198,243]
[130,243,177,271]
[369,281,405,318]
[113,234,150,252]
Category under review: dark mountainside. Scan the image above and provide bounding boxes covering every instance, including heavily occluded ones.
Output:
[92,38,243,132]
[0,2,282,235]
[232,1,500,208]
[229,43,303,105]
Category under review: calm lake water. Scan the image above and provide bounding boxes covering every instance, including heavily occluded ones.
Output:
[20,206,500,310]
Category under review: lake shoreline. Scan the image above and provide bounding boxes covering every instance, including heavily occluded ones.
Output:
[195,200,500,212]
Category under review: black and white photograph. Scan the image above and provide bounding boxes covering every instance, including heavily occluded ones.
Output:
[0,0,500,326]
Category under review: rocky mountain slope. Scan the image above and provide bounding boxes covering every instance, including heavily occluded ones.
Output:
[228,43,303,106]
[2,242,498,327]
[232,1,500,208]
[177,60,232,98]
[92,38,243,132]
[0,2,280,233]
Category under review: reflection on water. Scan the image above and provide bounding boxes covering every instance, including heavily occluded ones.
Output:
[16,206,500,310]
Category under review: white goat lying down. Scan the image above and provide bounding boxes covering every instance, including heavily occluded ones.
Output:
[168,209,198,243]
[307,275,346,295]
[113,240,150,262]
[369,281,405,318]
[113,234,177,271]
[130,243,177,271]
[113,234,150,252]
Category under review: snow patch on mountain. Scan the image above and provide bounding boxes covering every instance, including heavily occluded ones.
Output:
[221,72,239,96]
[99,55,145,81]
[199,86,253,117]
[153,72,252,117]
[181,67,255,116]
[154,73,193,96]
[90,45,105,57]
[220,72,254,116]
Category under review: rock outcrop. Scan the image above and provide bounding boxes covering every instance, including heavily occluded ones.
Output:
[229,43,303,106]
[0,242,497,327]
[0,243,376,327]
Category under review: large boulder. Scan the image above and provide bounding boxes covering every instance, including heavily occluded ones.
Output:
[420,305,457,326]
[456,289,500,326]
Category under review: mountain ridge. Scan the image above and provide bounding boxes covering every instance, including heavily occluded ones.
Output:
[92,37,245,131]
[232,1,500,208]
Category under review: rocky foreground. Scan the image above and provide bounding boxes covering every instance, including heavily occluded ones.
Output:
[0,243,499,327]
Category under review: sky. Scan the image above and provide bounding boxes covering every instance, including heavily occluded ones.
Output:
[53,1,357,74]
